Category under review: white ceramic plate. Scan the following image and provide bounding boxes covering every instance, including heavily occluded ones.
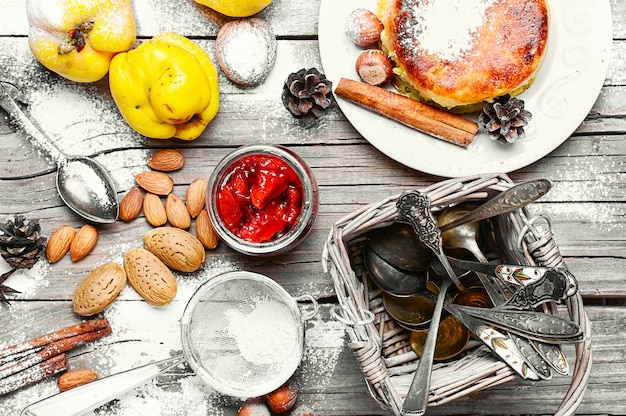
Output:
[318,0,612,177]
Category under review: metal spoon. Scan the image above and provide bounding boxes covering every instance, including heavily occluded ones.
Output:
[363,243,429,296]
[438,206,572,374]
[396,190,460,416]
[0,82,118,223]
[364,242,539,380]
[438,178,552,233]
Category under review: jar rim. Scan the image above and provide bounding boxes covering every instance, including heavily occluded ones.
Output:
[207,144,318,255]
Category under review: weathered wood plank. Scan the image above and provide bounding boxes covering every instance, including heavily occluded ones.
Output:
[0,304,623,416]
[0,0,321,38]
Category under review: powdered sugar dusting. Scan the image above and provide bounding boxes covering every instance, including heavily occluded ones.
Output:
[400,0,495,61]
[216,19,277,87]
[299,308,346,387]
[542,157,625,233]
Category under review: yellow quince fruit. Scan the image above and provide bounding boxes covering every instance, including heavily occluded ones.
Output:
[26,0,136,83]
[109,33,220,141]
[194,0,272,17]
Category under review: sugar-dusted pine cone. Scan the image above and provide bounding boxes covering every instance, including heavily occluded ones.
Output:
[0,215,47,269]
[478,94,532,144]
[282,68,335,119]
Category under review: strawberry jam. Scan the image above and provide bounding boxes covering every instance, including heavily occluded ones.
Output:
[216,154,304,243]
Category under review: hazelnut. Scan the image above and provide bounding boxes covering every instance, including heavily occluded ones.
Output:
[264,382,298,413]
[345,8,384,47]
[238,398,271,416]
[355,50,394,86]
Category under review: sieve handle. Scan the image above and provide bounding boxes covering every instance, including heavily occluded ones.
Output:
[21,355,185,416]
[296,294,319,321]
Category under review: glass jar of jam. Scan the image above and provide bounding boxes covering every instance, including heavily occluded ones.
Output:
[207,144,318,256]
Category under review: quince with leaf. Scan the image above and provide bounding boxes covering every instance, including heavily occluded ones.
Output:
[26,0,136,83]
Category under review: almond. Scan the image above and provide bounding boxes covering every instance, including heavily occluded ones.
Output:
[148,149,185,172]
[135,171,174,195]
[69,224,98,262]
[46,225,75,263]
[143,193,167,227]
[165,193,191,229]
[124,248,177,306]
[72,262,127,316]
[143,227,205,273]
[196,210,218,249]
[119,187,143,222]
[186,178,208,218]
[58,369,98,392]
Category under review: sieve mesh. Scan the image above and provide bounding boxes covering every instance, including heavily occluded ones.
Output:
[181,271,304,398]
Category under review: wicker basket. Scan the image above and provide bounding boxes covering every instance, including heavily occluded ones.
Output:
[322,173,592,416]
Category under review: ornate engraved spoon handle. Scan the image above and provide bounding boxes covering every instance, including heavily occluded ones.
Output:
[396,191,463,290]
[395,191,456,415]
[503,269,577,309]
[456,306,584,343]
[439,179,552,232]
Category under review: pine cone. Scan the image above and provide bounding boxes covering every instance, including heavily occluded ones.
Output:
[282,68,335,119]
[478,95,532,144]
[0,215,47,269]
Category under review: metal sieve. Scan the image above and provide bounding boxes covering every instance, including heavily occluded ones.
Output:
[181,270,315,398]
[21,271,317,416]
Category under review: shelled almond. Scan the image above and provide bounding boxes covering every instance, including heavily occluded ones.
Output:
[58,369,98,391]
[165,193,191,229]
[148,149,185,172]
[69,225,98,262]
[46,225,76,263]
[135,171,174,195]
[119,187,144,222]
[196,210,218,249]
[186,178,208,218]
[144,193,167,227]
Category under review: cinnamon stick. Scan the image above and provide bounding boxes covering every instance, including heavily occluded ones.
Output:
[0,324,112,379]
[334,78,478,148]
[0,354,68,396]
[0,317,110,360]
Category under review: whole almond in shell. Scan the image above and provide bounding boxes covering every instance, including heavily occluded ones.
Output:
[148,149,185,172]
[46,225,75,263]
[70,224,98,262]
[186,178,208,218]
[165,193,191,229]
[124,248,177,306]
[58,369,98,391]
[144,193,167,227]
[196,210,218,249]
[135,171,174,195]
[143,227,205,273]
[73,262,127,316]
[119,187,143,222]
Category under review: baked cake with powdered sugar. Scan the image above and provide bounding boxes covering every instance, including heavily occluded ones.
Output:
[378,0,549,112]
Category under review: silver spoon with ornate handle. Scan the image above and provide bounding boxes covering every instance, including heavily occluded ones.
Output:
[417,287,541,380]
[395,191,458,416]
[455,306,585,343]
[446,257,579,310]
[481,273,569,377]
[438,178,552,232]
[472,272,553,380]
